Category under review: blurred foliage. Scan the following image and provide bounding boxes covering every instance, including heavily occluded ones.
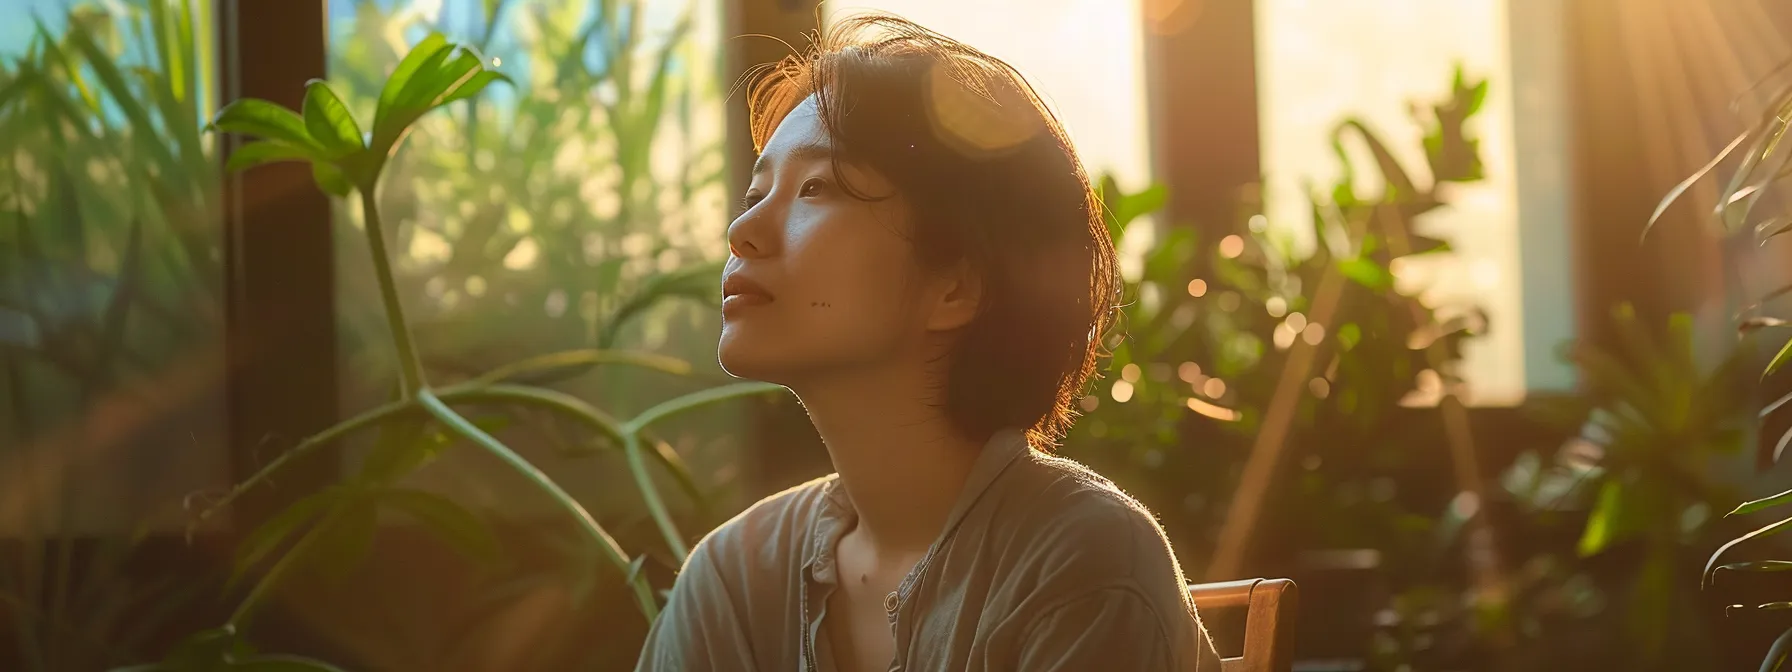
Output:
[1062,69,1698,670]
[1,1,222,670]
[1067,67,1486,582]
[1503,305,1752,670]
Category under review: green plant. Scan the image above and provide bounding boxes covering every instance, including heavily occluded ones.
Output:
[1649,58,1792,672]
[108,33,779,670]
[1069,67,1487,570]
[1505,305,1750,668]
[326,0,729,409]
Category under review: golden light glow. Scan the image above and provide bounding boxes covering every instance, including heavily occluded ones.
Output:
[1202,377,1227,398]
[1219,234,1245,259]
[1178,361,1202,383]
[1111,379,1135,403]
[1265,296,1287,317]
[1302,322,1325,345]
[1186,396,1242,421]
[1187,278,1208,297]
[1121,363,1142,382]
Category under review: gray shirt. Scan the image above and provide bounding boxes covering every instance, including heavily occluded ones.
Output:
[636,429,1222,671]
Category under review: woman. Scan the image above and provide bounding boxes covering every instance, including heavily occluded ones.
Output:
[638,13,1221,672]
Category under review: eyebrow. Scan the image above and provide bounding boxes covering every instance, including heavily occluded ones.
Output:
[751,141,834,178]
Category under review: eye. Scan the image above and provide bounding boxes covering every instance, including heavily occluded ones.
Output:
[737,191,764,214]
[799,177,827,198]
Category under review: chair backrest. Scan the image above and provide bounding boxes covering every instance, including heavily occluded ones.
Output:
[1187,578,1299,672]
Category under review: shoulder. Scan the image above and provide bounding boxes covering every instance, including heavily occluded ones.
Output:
[684,473,836,579]
[1001,451,1191,595]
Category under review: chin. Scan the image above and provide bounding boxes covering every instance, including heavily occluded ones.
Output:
[717,327,784,383]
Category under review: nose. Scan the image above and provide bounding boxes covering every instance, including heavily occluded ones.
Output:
[726,199,779,259]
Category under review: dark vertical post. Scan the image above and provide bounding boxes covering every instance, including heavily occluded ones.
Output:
[724,0,830,502]
[217,0,339,528]
[1142,0,1264,236]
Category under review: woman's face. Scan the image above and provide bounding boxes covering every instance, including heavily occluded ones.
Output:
[718,97,976,386]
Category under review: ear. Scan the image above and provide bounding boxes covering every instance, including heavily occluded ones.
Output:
[924,260,982,332]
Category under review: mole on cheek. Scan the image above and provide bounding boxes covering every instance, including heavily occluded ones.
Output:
[809,301,832,308]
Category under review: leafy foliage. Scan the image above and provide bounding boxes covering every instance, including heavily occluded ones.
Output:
[110,27,779,670]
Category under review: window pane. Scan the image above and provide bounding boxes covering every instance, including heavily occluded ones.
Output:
[326,0,736,515]
[1255,0,1576,404]
[0,1,229,535]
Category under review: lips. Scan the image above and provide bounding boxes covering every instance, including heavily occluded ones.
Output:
[721,273,774,312]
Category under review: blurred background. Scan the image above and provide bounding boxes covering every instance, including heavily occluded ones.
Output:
[4,0,1792,669]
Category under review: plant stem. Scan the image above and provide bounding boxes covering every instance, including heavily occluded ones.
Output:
[187,399,415,535]
[360,185,427,397]
[227,503,348,630]
[415,390,660,621]
[621,433,689,560]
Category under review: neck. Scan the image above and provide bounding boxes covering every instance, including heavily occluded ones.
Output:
[791,355,984,554]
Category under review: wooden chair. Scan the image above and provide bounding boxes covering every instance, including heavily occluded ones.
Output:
[1188,578,1299,672]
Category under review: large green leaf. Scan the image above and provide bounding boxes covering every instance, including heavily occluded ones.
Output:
[377,487,501,569]
[311,162,353,197]
[301,79,364,157]
[225,141,315,173]
[210,98,323,154]
[372,33,450,147]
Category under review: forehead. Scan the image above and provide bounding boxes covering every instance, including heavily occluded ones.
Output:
[761,97,828,156]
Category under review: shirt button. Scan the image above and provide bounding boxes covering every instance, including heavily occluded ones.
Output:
[883,591,900,614]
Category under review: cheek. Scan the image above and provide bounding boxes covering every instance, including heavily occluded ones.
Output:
[787,223,921,321]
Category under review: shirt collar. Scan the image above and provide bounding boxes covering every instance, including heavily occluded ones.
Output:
[802,428,1033,585]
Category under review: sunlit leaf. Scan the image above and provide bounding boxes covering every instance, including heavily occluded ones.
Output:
[1578,480,1642,557]
[1742,317,1791,333]
[437,70,508,107]
[1716,561,1792,573]
[211,98,322,153]
[225,140,315,173]
[312,161,353,197]
[301,79,364,157]
[1648,132,1749,240]
[1337,257,1393,291]
[1731,489,1792,517]
[1758,218,1792,244]
[377,487,501,569]
[1705,515,1792,587]
[372,33,450,148]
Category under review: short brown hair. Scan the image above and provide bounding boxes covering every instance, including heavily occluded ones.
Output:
[744,13,1120,447]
